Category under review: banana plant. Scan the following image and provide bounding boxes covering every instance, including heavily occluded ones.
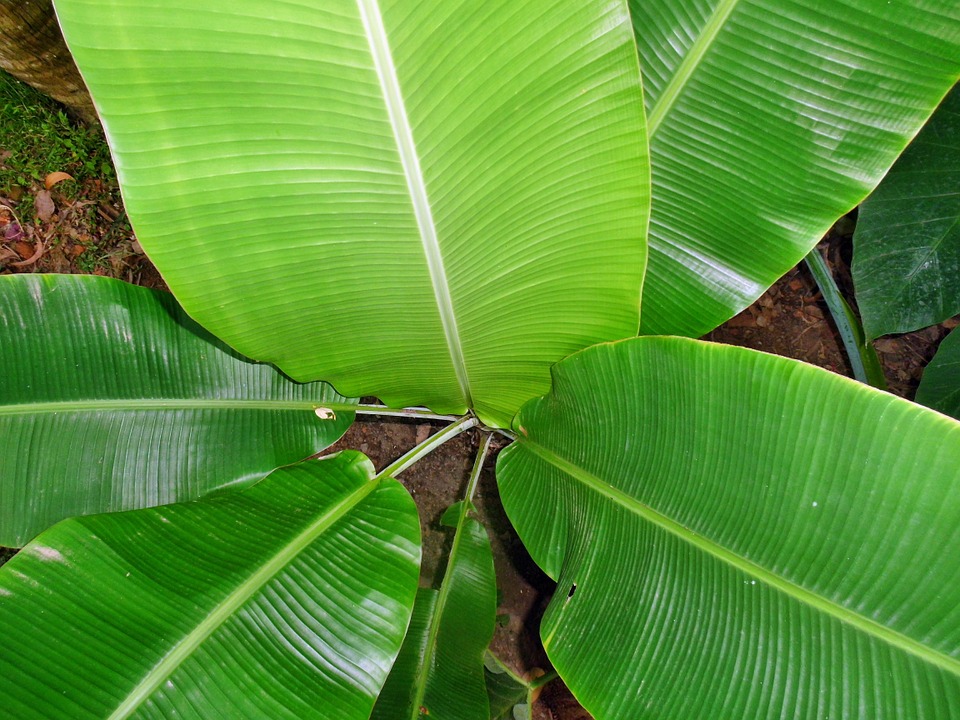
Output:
[2,1,960,719]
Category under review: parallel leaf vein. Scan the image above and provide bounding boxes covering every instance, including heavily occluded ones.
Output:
[355,0,472,408]
[647,0,740,136]
[521,438,960,676]
[108,479,379,719]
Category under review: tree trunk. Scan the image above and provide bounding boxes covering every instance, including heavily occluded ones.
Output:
[0,0,96,124]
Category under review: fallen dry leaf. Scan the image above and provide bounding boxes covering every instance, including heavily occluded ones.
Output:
[44,171,74,190]
[415,424,431,444]
[34,190,55,222]
[3,219,24,243]
[10,240,45,267]
[12,240,33,258]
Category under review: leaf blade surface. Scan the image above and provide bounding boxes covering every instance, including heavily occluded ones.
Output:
[54,0,650,426]
[0,452,420,720]
[631,0,960,336]
[372,513,497,720]
[0,274,354,547]
[852,83,960,339]
[497,337,960,719]
[917,326,960,420]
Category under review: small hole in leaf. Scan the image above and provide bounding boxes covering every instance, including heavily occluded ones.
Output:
[567,583,577,599]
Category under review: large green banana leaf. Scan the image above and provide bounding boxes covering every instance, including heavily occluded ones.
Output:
[631,0,960,337]
[53,0,650,427]
[372,503,497,719]
[852,82,960,339]
[0,452,420,719]
[497,337,960,719]
[0,274,354,547]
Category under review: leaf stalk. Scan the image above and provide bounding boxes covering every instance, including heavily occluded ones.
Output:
[376,415,478,479]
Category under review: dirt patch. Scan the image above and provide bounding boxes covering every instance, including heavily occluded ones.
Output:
[708,221,957,402]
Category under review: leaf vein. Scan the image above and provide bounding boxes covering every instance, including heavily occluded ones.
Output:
[355,0,472,408]
[520,438,960,676]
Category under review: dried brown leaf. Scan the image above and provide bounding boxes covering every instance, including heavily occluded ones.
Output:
[44,171,75,190]
[34,191,55,223]
[10,240,45,267]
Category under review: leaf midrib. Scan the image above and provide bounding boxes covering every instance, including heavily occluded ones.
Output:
[521,438,960,677]
[646,0,740,136]
[108,477,379,720]
[0,399,358,416]
[407,507,470,719]
[407,434,493,718]
[355,0,473,409]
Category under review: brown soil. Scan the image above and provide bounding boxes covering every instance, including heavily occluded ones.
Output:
[2,175,954,718]
[707,219,958,400]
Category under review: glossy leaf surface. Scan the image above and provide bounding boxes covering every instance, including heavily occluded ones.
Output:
[852,83,960,339]
[372,512,496,720]
[55,0,650,426]
[0,274,354,547]
[631,0,960,336]
[917,326,960,420]
[498,337,960,719]
[484,653,534,720]
[0,452,421,719]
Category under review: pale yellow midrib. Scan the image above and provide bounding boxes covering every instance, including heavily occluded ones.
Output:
[0,398,355,416]
[646,0,740,136]
[108,479,378,719]
[354,0,473,409]
[522,439,960,677]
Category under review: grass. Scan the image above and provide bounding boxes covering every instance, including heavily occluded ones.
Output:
[0,70,115,196]
[0,71,136,277]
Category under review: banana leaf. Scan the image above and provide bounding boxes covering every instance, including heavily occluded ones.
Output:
[631,0,960,337]
[498,336,960,719]
[53,0,650,427]
[916,326,960,420]
[372,495,496,718]
[852,82,960,339]
[0,452,420,719]
[0,274,353,547]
